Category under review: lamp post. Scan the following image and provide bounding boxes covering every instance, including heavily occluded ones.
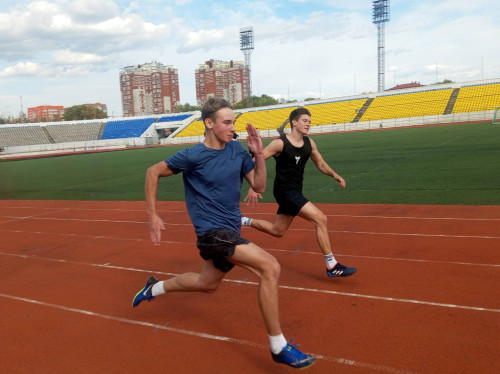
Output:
[372,0,390,92]
[240,26,254,107]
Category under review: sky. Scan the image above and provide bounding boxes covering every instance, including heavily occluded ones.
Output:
[1,0,499,118]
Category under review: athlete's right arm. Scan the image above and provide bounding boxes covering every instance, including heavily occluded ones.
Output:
[263,138,284,159]
[145,161,175,245]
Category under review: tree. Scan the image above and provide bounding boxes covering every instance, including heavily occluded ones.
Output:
[233,94,279,109]
[175,103,200,113]
[433,79,454,85]
[63,105,107,121]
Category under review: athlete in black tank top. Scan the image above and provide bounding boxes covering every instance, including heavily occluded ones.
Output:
[243,107,357,279]
[273,134,312,194]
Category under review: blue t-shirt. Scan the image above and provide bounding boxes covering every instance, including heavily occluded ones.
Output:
[165,141,255,236]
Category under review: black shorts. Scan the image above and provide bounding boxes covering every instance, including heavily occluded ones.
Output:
[196,228,250,272]
[274,190,309,216]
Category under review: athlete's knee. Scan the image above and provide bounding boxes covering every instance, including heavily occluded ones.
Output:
[271,223,289,238]
[313,211,328,229]
[271,229,286,238]
[200,283,220,294]
[198,279,221,294]
[262,257,281,281]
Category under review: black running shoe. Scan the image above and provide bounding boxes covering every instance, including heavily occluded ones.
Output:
[326,263,357,277]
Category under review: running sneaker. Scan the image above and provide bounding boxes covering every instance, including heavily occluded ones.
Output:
[326,263,357,277]
[271,343,315,369]
[132,276,159,307]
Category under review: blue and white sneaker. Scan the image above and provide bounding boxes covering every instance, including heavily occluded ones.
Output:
[132,276,159,307]
[271,343,315,369]
[327,263,357,277]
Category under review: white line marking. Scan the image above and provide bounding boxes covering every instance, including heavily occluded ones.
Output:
[1,252,499,313]
[0,225,499,268]
[331,229,500,240]
[1,222,499,240]
[0,292,422,374]
[330,214,500,221]
[2,206,500,220]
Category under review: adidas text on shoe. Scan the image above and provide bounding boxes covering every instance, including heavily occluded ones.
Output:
[132,276,159,307]
[271,343,315,369]
[327,262,357,277]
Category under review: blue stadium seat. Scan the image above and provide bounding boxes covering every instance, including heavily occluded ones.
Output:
[100,118,157,139]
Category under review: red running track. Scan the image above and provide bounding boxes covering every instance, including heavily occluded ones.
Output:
[0,200,499,374]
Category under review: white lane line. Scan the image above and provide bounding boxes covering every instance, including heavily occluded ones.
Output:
[1,225,499,268]
[330,214,500,221]
[0,209,70,224]
[0,292,422,374]
[1,223,499,240]
[331,229,500,240]
[244,212,500,221]
[1,252,499,314]
[2,207,500,221]
[267,248,500,268]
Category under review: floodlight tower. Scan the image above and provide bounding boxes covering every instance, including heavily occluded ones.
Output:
[372,0,390,92]
[239,26,254,106]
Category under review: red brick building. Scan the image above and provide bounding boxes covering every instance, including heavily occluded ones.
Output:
[27,105,64,122]
[195,59,250,107]
[386,81,424,91]
[85,103,108,115]
[120,62,180,117]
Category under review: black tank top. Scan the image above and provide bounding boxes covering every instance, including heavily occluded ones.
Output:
[273,134,312,193]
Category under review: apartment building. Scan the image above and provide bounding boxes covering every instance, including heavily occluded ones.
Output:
[195,59,250,107]
[27,105,64,122]
[120,62,180,117]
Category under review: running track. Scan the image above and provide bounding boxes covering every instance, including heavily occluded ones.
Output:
[0,200,499,374]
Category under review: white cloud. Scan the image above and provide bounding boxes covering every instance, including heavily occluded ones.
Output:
[178,27,238,53]
[52,50,104,65]
[68,0,119,21]
[0,62,43,77]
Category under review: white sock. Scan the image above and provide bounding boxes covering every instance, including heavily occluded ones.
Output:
[152,281,165,297]
[269,334,288,354]
[241,217,253,226]
[324,253,337,269]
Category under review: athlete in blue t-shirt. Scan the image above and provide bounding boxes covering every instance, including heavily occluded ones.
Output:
[132,98,315,369]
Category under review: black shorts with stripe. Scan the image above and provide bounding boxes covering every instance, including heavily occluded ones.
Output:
[196,228,250,272]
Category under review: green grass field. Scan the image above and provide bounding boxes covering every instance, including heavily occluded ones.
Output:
[1,122,499,205]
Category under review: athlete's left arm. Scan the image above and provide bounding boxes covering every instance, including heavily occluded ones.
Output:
[244,123,267,194]
[309,138,346,189]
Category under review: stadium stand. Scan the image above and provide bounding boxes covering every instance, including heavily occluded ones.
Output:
[2,79,499,157]
[304,98,368,126]
[158,113,192,123]
[359,87,453,122]
[452,82,500,114]
[46,121,103,143]
[0,125,50,147]
[235,107,296,131]
[100,117,157,139]
[175,117,205,138]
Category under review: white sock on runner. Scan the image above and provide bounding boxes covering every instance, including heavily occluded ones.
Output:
[324,253,337,269]
[152,281,166,296]
[241,217,253,226]
[269,334,288,354]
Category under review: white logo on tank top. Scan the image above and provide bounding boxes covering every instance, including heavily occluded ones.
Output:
[295,156,301,164]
